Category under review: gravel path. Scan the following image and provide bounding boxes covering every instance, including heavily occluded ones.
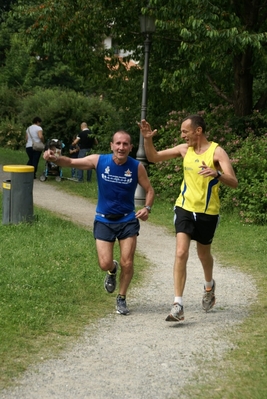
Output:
[0,172,256,399]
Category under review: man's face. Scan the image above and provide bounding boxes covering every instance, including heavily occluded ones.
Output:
[180,119,200,147]
[111,132,133,163]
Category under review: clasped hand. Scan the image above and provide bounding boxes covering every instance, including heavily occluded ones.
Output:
[43,149,56,162]
[135,207,149,222]
[198,161,217,178]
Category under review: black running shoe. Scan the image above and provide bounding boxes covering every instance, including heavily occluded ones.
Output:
[202,280,216,312]
[116,295,129,315]
[104,260,118,293]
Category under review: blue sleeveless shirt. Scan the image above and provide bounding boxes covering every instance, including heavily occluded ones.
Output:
[95,154,139,223]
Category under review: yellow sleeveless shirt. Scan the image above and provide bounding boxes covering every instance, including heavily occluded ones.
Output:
[175,142,220,215]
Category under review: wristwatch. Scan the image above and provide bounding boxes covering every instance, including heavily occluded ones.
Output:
[216,171,222,179]
[144,205,151,213]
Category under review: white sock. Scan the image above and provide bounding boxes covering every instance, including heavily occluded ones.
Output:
[205,279,213,290]
[174,297,183,306]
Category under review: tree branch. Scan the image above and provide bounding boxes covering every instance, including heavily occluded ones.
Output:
[205,73,233,104]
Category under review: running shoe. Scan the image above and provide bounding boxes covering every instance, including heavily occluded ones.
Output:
[116,295,129,315]
[104,260,119,293]
[202,280,216,312]
[165,303,184,322]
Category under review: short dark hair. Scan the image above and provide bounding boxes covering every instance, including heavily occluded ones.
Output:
[183,115,206,134]
[32,116,42,124]
[112,130,132,144]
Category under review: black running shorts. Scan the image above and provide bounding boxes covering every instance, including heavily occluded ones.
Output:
[174,206,220,245]
[94,219,140,242]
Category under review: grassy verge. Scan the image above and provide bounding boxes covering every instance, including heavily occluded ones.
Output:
[1,148,267,397]
[0,200,147,389]
[0,151,147,389]
[184,216,267,399]
[150,201,267,399]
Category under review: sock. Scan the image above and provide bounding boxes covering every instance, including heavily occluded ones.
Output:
[108,264,117,274]
[118,294,125,299]
[174,297,183,306]
[205,279,213,290]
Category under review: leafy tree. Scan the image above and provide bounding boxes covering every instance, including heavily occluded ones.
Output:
[13,0,110,93]
[148,0,267,116]
[0,33,31,87]
[0,85,21,119]
[6,0,267,123]
[0,0,88,91]
[0,0,15,16]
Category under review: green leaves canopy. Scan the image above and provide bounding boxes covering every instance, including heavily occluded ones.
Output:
[4,0,267,117]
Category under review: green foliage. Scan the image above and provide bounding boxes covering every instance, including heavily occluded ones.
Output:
[0,117,25,150]
[0,86,124,151]
[225,134,267,225]
[14,0,110,94]
[17,87,122,149]
[0,33,31,87]
[25,57,86,92]
[149,0,267,115]
[2,0,267,123]
[0,85,21,119]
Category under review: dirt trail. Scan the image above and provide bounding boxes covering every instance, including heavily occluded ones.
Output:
[0,170,255,399]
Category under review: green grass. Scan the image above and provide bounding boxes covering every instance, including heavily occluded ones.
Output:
[0,203,147,388]
[1,148,267,397]
[0,152,147,389]
[186,216,267,399]
[150,202,267,399]
[0,207,97,384]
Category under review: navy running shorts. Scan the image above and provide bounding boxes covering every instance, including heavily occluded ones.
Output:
[174,206,220,245]
[93,219,140,242]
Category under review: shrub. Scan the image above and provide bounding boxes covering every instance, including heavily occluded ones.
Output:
[0,118,25,150]
[0,87,123,151]
[224,134,267,224]
[0,85,21,120]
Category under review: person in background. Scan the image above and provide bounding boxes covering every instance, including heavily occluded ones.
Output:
[25,116,45,179]
[72,122,98,182]
[43,130,154,315]
[69,136,80,179]
[139,115,238,322]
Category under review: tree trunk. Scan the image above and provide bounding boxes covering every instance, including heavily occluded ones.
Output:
[233,47,253,117]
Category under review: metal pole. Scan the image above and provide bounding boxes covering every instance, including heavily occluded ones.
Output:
[135,33,152,206]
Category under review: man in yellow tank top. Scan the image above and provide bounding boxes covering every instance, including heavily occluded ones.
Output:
[139,115,238,322]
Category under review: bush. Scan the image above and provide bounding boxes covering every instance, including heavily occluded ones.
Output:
[0,87,124,150]
[224,134,267,224]
[0,118,25,150]
[18,87,123,148]
[0,85,21,120]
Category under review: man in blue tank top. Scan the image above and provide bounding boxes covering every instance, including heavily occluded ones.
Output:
[44,130,154,315]
[139,116,238,323]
